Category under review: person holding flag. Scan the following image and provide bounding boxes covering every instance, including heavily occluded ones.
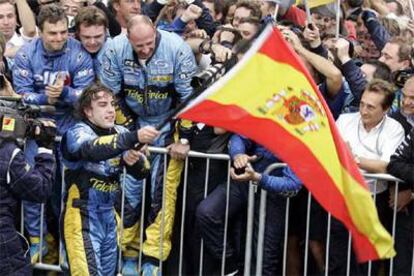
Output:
[60,83,159,275]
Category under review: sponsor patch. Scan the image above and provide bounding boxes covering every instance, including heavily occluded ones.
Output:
[1,116,15,132]
[124,60,139,69]
[19,69,29,77]
[153,59,169,68]
[150,75,172,82]
[77,68,93,78]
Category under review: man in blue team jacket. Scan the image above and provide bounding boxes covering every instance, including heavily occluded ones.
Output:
[12,4,94,263]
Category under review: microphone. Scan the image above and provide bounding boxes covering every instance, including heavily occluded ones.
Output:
[26,104,56,114]
[0,96,22,102]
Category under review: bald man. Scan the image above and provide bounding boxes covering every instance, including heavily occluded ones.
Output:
[391,76,414,134]
[101,15,197,275]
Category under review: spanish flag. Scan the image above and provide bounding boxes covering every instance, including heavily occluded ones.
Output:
[178,26,395,262]
[296,0,336,8]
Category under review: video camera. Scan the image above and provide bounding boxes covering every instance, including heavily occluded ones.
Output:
[393,68,414,88]
[191,63,227,89]
[191,58,238,89]
[0,97,55,145]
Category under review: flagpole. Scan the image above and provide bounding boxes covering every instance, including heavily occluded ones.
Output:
[409,0,414,20]
[335,0,341,39]
[302,0,313,24]
[273,3,280,23]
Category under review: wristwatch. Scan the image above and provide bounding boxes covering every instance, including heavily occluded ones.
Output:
[179,138,189,145]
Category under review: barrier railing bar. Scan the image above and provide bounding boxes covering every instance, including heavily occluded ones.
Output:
[59,166,66,268]
[256,163,286,275]
[346,233,352,276]
[304,191,312,276]
[256,190,267,275]
[256,189,267,276]
[243,182,255,276]
[325,213,331,276]
[116,167,127,275]
[282,197,290,276]
[411,242,414,276]
[199,158,211,276]
[138,178,147,273]
[26,149,409,274]
[367,179,379,276]
[389,181,399,276]
[363,173,402,182]
[148,146,230,161]
[33,263,62,272]
[178,157,189,275]
[221,160,232,276]
[159,153,168,274]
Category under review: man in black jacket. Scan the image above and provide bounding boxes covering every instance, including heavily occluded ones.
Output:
[0,111,56,275]
[391,76,414,135]
[387,129,414,275]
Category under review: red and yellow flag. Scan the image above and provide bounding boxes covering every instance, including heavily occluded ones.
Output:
[296,0,336,8]
[178,26,395,262]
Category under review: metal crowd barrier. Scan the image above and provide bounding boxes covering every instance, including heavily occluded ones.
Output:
[23,147,412,275]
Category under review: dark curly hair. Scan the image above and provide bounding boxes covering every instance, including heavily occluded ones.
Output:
[75,83,114,120]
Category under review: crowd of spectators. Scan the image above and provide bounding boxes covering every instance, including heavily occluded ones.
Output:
[0,0,413,275]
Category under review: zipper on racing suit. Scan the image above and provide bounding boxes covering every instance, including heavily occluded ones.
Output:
[142,66,149,115]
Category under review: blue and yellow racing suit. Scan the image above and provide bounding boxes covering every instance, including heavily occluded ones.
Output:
[100,29,196,262]
[61,120,148,275]
[12,37,94,257]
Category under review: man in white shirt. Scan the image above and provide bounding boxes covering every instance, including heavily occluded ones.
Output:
[330,79,405,275]
[0,0,36,59]
[336,79,405,193]
[111,0,141,33]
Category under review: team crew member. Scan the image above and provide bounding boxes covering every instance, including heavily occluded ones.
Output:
[101,14,197,274]
[13,4,94,134]
[75,8,145,273]
[61,83,159,275]
[12,4,94,261]
[75,6,112,75]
